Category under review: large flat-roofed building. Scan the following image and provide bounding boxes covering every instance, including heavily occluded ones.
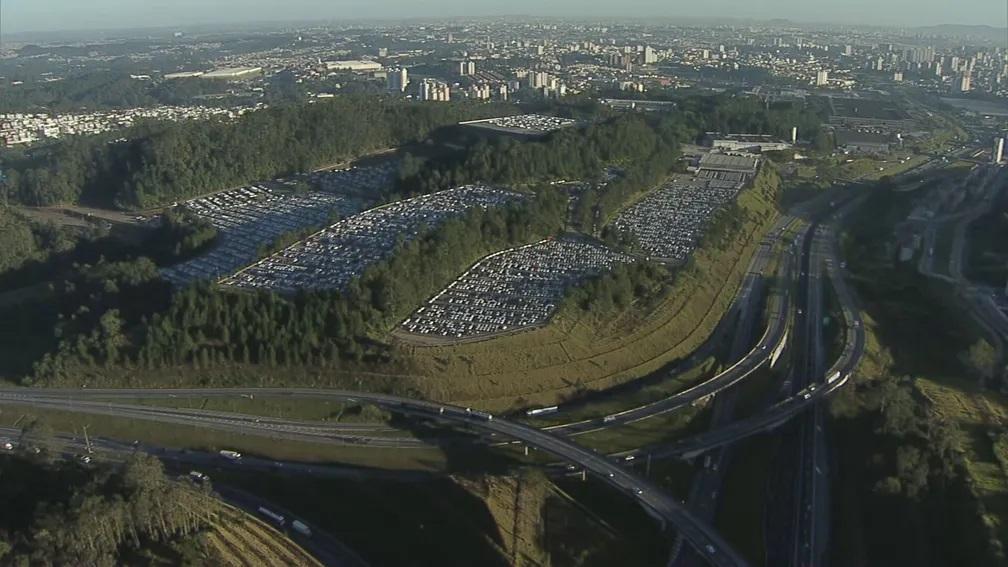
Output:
[600,98,677,112]
[696,152,760,177]
[709,133,792,153]
[324,60,383,72]
[835,129,894,154]
[828,97,914,132]
[164,71,205,80]
[202,67,262,80]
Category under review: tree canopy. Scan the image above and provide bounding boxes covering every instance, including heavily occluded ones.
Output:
[3,96,516,209]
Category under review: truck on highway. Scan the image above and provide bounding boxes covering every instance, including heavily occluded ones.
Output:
[257,506,286,526]
[468,409,494,421]
[525,406,559,417]
[603,415,617,423]
[189,471,209,483]
[291,520,312,537]
[219,450,242,461]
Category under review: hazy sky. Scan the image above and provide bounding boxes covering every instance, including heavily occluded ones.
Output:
[2,0,1006,33]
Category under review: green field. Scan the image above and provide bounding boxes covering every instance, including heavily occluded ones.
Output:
[116,396,393,424]
[0,403,450,470]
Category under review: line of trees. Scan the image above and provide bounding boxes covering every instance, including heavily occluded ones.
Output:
[2,96,516,209]
[0,446,216,565]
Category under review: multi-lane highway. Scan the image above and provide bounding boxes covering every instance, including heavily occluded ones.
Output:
[0,385,754,567]
[539,216,797,436]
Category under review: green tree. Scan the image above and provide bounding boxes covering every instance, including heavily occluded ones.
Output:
[960,339,998,382]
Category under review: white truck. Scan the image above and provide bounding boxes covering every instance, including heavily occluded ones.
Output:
[291,520,313,537]
[219,450,242,461]
[258,506,285,526]
[525,406,559,417]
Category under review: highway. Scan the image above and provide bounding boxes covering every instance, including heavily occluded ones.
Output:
[0,386,753,567]
[540,215,796,436]
[669,229,790,567]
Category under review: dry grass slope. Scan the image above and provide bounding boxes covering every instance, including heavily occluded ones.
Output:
[398,168,782,410]
[206,505,322,567]
[457,471,552,567]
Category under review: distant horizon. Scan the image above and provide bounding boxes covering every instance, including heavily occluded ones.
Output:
[1,1,1007,37]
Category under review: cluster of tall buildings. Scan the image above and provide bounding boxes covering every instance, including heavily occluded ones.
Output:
[418,79,451,102]
[387,68,409,93]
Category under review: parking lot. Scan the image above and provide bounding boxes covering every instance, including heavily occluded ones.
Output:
[160,186,364,286]
[307,162,397,197]
[612,174,742,263]
[399,236,634,341]
[464,114,577,135]
[221,185,525,293]
[159,165,399,287]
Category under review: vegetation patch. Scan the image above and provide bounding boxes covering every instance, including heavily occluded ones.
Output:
[0,445,317,567]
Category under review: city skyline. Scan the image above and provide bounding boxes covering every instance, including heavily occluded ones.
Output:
[2,0,1007,34]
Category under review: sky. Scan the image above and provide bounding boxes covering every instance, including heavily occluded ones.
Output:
[1,0,1006,34]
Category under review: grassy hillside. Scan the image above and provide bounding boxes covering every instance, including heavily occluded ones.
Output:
[457,471,553,567]
[393,167,782,410]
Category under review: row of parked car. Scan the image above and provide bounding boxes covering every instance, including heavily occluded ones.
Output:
[222,185,525,293]
[400,236,634,339]
[612,174,742,263]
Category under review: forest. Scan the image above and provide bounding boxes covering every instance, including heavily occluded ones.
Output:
[0,437,217,565]
[1,96,515,209]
